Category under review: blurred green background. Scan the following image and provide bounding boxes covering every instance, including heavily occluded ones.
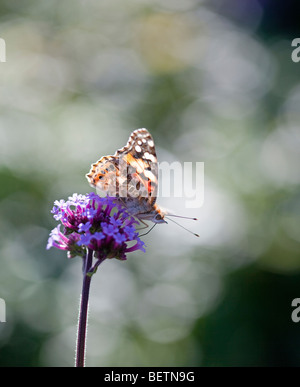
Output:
[1,0,300,367]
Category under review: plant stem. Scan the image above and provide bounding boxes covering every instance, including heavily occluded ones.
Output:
[75,248,93,367]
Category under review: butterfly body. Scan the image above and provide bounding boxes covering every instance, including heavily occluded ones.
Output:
[86,128,167,224]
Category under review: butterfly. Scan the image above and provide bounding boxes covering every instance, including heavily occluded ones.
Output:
[86,128,166,224]
[86,128,199,235]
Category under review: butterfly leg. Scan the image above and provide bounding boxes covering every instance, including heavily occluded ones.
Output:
[139,223,157,237]
[135,218,157,236]
[136,219,149,231]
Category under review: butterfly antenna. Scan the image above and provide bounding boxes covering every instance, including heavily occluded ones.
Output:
[166,214,198,221]
[165,217,199,237]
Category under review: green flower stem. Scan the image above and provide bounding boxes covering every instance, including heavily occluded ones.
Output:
[75,248,93,367]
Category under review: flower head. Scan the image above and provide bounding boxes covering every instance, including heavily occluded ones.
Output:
[47,193,145,260]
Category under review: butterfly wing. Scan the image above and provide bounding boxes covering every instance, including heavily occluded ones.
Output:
[86,128,158,210]
[86,155,120,197]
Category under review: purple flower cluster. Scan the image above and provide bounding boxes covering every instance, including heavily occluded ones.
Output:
[47,193,145,260]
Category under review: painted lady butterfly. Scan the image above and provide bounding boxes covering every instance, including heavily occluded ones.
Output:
[86,128,167,224]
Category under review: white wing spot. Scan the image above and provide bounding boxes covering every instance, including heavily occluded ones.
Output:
[144,152,156,162]
[135,145,142,153]
[148,140,154,147]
